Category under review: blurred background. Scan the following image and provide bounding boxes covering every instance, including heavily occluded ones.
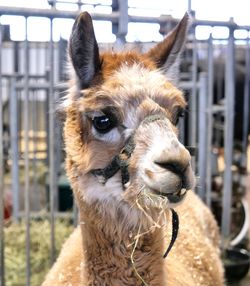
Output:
[0,1,250,285]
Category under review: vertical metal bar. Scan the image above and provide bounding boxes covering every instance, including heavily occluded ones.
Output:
[77,0,82,11]
[221,27,235,238]
[31,90,39,210]
[113,0,128,44]
[206,35,214,207]
[10,77,20,221]
[24,17,31,286]
[198,73,208,201]
[32,44,39,210]
[243,37,250,154]
[178,116,185,144]
[118,0,128,39]
[49,18,56,264]
[187,0,192,13]
[12,40,20,221]
[189,33,198,172]
[0,23,5,286]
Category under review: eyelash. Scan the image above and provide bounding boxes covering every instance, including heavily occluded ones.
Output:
[173,109,185,125]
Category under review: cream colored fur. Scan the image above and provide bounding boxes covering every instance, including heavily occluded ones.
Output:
[42,192,224,286]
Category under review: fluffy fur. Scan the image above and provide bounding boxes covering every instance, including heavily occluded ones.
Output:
[42,12,225,286]
[42,193,224,286]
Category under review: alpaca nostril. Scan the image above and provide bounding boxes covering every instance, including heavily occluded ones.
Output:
[154,160,189,177]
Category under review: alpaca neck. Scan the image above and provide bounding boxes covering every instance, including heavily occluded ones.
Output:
[79,210,168,286]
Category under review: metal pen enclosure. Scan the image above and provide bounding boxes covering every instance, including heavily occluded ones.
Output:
[0,1,250,285]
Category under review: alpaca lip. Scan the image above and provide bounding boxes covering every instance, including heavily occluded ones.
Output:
[147,187,187,203]
[161,188,187,203]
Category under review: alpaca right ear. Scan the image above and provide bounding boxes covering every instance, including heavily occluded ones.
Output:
[146,13,189,81]
[69,12,101,89]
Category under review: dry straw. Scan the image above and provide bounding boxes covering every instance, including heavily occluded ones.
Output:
[129,190,170,285]
[4,216,73,286]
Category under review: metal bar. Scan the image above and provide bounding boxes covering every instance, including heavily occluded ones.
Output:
[178,115,185,144]
[32,44,40,211]
[1,74,48,79]
[14,81,198,91]
[193,19,237,28]
[211,105,225,113]
[117,0,128,41]
[198,73,208,201]
[0,6,119,21]
[48,0,56,8]
[221,27,235,238]
[17,211,74,220]
[0,23,5,286]
[205,35,214,207]
[49,18,56,264]
[10,77,20,221]
[50,0,111,6]
[213,46,224,148]
[130,15,242,28]
[14,82,67,90]
[24,17,31,286]
[187,0,192,13]
[189,32,198,172]
[31,90,39,210]
[1,6,250,30]
[243,38,250,154]
[179,81,201,90]
[77,0,81,11]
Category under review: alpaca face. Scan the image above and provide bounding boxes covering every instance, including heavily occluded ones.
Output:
[64,12,194,217]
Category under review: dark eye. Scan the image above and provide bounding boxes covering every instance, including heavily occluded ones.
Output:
[173,109,185,125]
[93,115,117,134]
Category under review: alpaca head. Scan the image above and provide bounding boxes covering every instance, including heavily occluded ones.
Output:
[64,12,194,227]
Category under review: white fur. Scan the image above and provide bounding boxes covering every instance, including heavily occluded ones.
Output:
[91,126,121,144]
[77,174,143,228]
[114,63,172,95]
[78,174,124,205]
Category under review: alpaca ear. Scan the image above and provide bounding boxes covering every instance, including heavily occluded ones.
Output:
[69,12,101,89]
[146,13,189,80]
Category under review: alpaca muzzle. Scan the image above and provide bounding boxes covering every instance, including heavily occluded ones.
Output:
[91,114,196,192]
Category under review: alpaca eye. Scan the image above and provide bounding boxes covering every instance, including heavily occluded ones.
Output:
[173,109,185,125]
[93,115,116,133]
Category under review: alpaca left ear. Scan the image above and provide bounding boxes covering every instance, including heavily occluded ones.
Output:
[146,13,189,79]
[69,12,101,89]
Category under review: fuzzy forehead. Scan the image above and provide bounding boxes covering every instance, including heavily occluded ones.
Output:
[80,60,186,111]
[111,63,181,96]
[100,51,157,78]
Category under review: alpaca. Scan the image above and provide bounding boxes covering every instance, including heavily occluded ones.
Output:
[42,12,225,286]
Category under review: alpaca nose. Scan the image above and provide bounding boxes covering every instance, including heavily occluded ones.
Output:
[154,160,189,177]
[153,144,192,189]
[154,145,191,174]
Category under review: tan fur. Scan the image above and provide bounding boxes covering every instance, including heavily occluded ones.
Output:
[42,192,224,286]
[42,12,224,286]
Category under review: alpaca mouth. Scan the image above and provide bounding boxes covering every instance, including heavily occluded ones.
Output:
[151,188,187,204]
[162,188,187,203]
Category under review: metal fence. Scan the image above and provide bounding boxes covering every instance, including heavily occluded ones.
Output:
[0,1,250,285]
